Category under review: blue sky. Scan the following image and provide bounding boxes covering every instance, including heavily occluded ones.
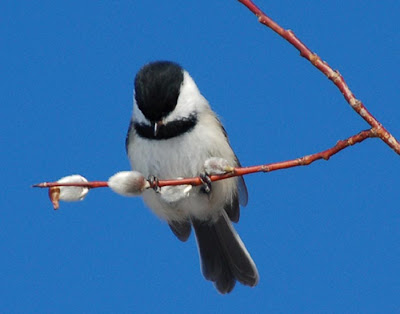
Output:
[2,1,400,313]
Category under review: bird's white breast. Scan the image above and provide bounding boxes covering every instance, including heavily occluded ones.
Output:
[127,111,238,222]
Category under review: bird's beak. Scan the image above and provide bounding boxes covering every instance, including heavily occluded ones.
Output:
[153,121,163,136]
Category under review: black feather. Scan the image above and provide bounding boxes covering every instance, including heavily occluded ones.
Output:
[135,61,184,122]
[134,114,197,140]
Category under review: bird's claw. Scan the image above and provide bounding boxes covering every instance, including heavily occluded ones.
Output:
[199,173,212,194]
[148,175,161,193]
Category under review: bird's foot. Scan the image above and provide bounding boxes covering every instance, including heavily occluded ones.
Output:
[148,175,161,193]
[199,173,212,194]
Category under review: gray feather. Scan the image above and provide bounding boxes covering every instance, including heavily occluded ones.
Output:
[192,212,258,294]
[168,220,191,242]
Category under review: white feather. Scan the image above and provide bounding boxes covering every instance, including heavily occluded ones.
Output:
[128,70,239,222]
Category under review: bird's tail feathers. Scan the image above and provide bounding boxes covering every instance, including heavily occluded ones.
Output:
[192,212,258,294]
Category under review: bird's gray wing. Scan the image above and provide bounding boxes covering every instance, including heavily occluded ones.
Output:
[218,122,249,221]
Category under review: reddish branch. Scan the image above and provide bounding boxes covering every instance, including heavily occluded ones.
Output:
[33,181,108,188]
[34,2,397,206]
[238,0,400,155]
[152,129,376,188]
[33,129,376,190]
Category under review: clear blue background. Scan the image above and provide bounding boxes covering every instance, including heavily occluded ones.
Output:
[2,1,399,313]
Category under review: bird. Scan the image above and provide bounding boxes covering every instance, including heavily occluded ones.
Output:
[125,61,259,294]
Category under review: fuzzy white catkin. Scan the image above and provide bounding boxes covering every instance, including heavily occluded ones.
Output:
[57,174,89,201]
[108,171,149,196]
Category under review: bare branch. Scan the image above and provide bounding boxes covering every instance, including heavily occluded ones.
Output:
[33,129,376,193]
[238,0,400,154]
[34,3,395,210]
[152,129,376,188]
[33,181,108,189]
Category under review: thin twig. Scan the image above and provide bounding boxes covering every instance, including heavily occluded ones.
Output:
[32,181,108,189]
[152,129,375,188]
[33,129,376,190]
[34,3,395,210]
[238,0,400,155]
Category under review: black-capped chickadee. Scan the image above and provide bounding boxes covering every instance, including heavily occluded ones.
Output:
[125,61,258,293]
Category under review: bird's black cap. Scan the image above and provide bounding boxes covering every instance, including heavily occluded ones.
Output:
[134,61,184,122]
